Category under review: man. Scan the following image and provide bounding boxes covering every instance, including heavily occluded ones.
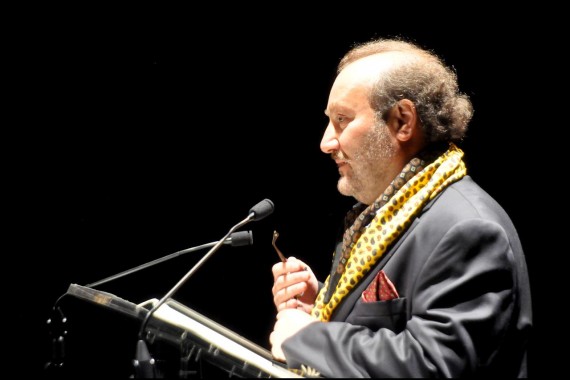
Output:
[269,38,532,378]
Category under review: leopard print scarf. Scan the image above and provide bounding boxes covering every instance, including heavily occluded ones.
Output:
[311,143,466,321]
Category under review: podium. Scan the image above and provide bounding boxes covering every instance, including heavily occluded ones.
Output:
[62,284,303,378]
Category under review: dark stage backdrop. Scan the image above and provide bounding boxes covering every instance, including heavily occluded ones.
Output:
[8,8,560,378]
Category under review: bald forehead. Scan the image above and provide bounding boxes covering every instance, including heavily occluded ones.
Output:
[337,51,418,86]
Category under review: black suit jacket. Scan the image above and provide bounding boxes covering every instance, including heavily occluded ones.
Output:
[282,176,532,377]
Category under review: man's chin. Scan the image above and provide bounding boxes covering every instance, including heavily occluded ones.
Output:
[337,179,355,198]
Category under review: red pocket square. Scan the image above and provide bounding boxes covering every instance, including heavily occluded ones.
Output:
[362,270,399,302]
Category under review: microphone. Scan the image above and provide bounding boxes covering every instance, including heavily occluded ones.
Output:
[248,198,274,221]
[86,231,254,288]
[135,199,274,375]
[45,230,255,376]
[225,230,253,247]
[140,199,273,325]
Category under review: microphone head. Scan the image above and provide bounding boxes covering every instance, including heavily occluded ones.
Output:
[249,198,274,221]
[227,230,253,247]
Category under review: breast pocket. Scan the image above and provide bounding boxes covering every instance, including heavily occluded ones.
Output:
[346,297,407,333]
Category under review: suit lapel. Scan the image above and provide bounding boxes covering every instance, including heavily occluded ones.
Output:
[328,190,444,322]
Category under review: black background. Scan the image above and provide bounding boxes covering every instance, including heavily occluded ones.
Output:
[7,5,562,378]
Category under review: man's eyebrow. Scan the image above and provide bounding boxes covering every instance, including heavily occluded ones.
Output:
[324,102,339,117]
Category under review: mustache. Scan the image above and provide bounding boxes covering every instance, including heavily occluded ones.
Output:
[331,151,349,162]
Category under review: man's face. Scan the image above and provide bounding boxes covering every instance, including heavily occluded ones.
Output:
[321,56,397,205]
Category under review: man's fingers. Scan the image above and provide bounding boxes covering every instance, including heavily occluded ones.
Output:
[276,297,300,312]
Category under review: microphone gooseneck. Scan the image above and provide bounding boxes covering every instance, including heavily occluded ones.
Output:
[137,199,274,342]
[85,231,253,288]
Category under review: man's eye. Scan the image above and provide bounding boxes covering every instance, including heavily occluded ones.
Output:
[337,115,345,123]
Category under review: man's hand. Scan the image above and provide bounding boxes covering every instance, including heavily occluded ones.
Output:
[272,257,318,313]
[269,308,318,362]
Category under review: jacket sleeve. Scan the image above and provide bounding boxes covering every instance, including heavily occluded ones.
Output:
[282,219,518,378]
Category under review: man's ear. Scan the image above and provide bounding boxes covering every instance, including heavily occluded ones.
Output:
[387,99,418,142]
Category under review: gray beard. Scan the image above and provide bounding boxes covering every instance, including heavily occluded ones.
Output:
[338,122,396,204]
